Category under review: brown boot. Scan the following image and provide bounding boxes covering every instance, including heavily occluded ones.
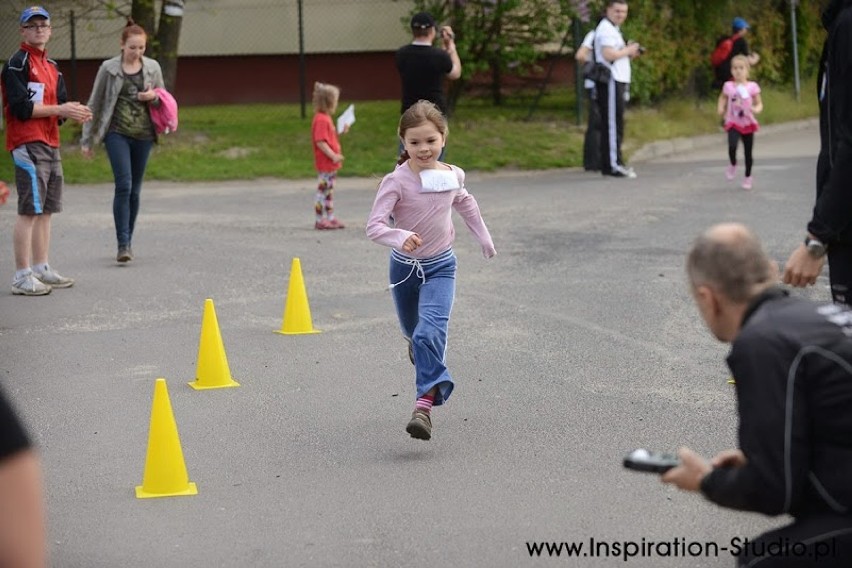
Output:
[406,409,432,440]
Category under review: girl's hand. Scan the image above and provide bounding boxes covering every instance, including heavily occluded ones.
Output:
[81,146,94,159]
[137,87,158,103]
[402,234,422,253]
[333,153,345,164]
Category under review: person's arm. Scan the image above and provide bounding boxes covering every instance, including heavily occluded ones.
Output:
[0,388,45,568]
[0,450,46,568]
[700,335,810,515]
[316,140,343,164]
[366,175,414,249]
[441,27,462,80]
[751,91,763,114]
[81,64,109,152]
[451,169,496,258]
[34,64,91,124]
[717,90,728,117]
[575,44,592,64]
[602,42,640,63]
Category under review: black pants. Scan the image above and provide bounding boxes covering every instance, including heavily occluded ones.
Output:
[735,514,852,567]
[583,87,601,171]
[827,243,852,307]
[597,79,626,175]
[728,130,755,177]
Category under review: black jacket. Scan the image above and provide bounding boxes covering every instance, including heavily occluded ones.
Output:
[701,288,852,518]
[807,0,852,244]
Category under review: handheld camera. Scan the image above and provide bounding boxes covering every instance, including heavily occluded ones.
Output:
[623,449,680,474]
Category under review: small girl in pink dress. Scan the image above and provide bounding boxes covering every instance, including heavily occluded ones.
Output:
[718,55,763,190]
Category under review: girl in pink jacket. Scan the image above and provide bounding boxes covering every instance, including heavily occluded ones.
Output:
[366,100,496,441]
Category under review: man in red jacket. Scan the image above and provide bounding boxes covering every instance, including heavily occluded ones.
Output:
[1,6,91,296]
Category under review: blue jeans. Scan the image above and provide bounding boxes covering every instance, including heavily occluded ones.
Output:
[389,248,457,405]
[104,132,153,247]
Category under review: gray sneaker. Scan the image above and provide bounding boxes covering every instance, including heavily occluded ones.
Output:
[12,272,52,296]
[33,266,74,288]
[406,409,432,440]
[117,246,132,262]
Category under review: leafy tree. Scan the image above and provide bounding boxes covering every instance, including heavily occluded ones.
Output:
[20,0,185,92]
[400,0,574,111]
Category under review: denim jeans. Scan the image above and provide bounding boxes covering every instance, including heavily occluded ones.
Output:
[104,132,153,247]
[389,248,456,405]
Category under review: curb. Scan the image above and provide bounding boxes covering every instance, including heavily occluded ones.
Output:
[629,117,819,163]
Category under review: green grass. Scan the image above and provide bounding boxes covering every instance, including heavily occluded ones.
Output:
[0,82,817,184]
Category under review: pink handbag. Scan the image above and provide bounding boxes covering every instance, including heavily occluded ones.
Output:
[149,88,178,134]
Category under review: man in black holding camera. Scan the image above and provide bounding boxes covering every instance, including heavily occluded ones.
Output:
[593,0,643,178]
[396,12,461,118]
[662,223,852,567]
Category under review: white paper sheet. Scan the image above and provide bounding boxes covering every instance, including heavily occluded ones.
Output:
[419,169,459,193]
[337,104,355,134]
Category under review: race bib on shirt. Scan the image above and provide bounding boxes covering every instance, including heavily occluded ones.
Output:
[735,84,751,100]
[27,82,44,104]
[419,169,459,193]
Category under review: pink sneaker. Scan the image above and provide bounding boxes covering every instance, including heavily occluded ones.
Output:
[725,164,736,181]
[326,218,345,229]
[742,176,753,190]
[314,219,333,230]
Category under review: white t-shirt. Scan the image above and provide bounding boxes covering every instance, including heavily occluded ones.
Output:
[594,18,631,84]
[581,30,595,90]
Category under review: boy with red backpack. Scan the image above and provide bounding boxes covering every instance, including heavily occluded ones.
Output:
[711,17,760,89]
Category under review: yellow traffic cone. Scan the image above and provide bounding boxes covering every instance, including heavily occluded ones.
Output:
[275,257,321,335]
[135,378,198,499]
[189,299,240,390]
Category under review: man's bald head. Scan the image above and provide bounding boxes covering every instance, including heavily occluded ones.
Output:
[687,223,777,303]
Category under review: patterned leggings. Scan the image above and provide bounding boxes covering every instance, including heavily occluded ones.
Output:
[315,171,336,219]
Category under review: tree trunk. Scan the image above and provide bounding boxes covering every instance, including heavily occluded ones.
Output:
[155,0,185,93]
[131,0,157,40]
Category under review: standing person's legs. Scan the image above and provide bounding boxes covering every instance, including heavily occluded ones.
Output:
[597,80,614,175]
[827,243,852,307]
[13,215,36,271]
[126,137,154,249]
[583,88,601,171]
[11,143,67,293]
[104,133,134,252]
[314,172,339,229]
[614,81,626,168]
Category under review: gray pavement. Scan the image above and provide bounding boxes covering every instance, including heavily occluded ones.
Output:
[0,121,826,567]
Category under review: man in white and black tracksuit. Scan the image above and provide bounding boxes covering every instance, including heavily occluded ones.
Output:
[593,0,642,178]
[664,223,852,567]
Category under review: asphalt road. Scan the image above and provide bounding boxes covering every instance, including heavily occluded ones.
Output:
[0,122,826,567]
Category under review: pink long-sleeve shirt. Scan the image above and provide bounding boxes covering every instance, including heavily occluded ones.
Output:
[366,162,496,259]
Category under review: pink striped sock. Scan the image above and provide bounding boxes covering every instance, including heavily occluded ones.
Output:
[415,394,434,414]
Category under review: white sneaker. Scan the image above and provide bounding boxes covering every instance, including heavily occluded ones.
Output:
[12,272,52,296]
[33,265,74,288]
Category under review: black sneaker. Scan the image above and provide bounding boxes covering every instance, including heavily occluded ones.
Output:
[117,247,132,263]
[406,409,432,440]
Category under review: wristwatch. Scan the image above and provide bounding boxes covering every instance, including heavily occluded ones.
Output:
[804,236,828,259]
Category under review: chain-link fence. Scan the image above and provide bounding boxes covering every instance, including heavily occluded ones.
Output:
[0,0,578,131]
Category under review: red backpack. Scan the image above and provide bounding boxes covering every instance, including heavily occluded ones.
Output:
[710,35,734,68]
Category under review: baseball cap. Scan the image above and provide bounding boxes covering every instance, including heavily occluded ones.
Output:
[732,17,749,31]
[20,6,50,24]
[410,12,436,30]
